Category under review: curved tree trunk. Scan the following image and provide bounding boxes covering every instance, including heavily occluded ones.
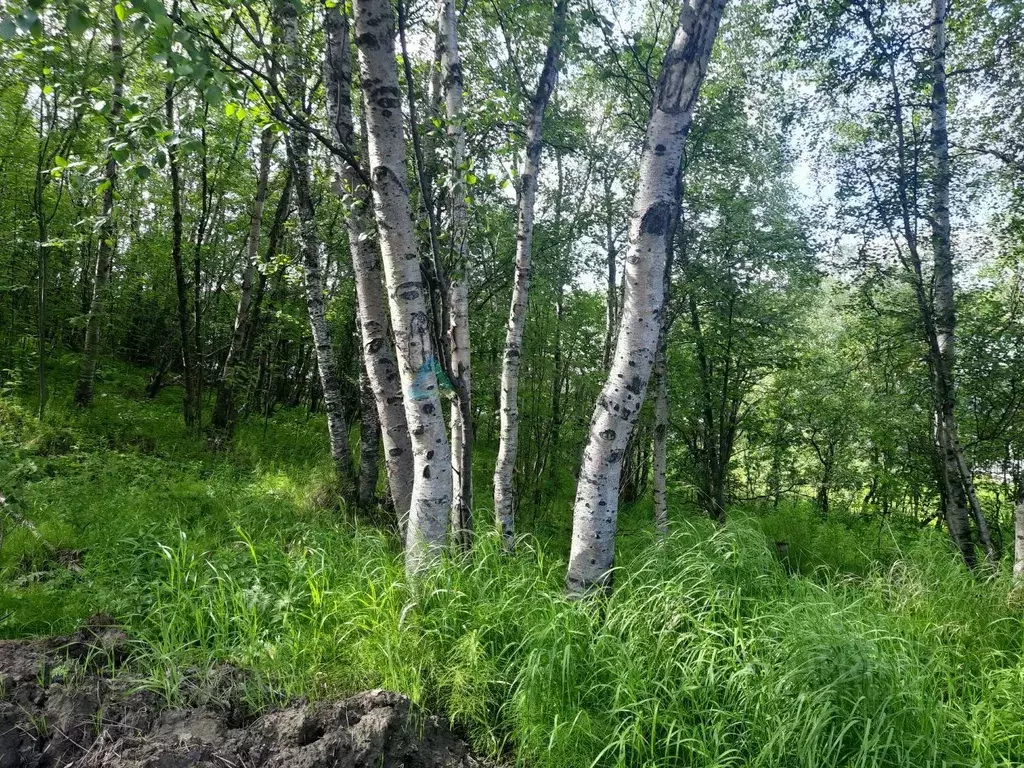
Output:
[324,4,413,531]
[354,0,453,574]
[492,0,568,550]
[281,2,355,501]
[567,0,727,595]
[212,131,274,438]
[438,0,474,550]
[74,1,123,407]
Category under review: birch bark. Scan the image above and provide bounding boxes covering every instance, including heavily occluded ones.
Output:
[281,1,355,500]
[324,3,413,529]
[929,0,996,563]
[438,0,474,549]
[567,0,726,594]
[358,362,382,511]
[492,0,568,549]
[354,0,453,573]
[74,2,123,407]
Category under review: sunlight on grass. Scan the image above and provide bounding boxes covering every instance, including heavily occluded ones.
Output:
[4,364,1024,768]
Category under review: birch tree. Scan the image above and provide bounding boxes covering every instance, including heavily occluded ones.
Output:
[790,0,997,565]
[354,0,453,572]
[567,0,727,595]
[280,0,355,499]
[324,2,413,527]
[437,0,474,549]
[74,1,123,407]
[928,0,996,562]
[492,0,568,550]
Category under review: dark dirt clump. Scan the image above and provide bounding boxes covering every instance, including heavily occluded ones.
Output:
[0,616,485,768]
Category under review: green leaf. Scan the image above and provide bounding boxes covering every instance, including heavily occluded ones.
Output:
[114,3,127,22]
[465,173,478,185]
[134,164,151,180]
[67,8,90,35]
[204,83,221,106]
[54,156,68,167]
[0,18,15,40]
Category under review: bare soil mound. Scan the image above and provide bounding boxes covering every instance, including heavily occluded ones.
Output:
[0,616,484,768]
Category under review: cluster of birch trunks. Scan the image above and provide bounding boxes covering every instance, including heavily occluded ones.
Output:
[70,0,1006,591]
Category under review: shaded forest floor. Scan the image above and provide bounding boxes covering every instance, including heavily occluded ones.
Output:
[3,359,1024,767]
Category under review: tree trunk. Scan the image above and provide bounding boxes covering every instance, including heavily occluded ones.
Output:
[354,0,454,574]
[74,1,123,408]
[1014,474,1024,581]
[212,131,274,438]
[652,184,680,535]
[492,0,568,549]
[438,0,474,550]
[324,3,413,531]
[652,327,669,535]
[192,110,210,429]
[929,0,996,564]
[567,0,726,595]
[358,363,381,513]
[281,1,355,502]
[165,76,201,428]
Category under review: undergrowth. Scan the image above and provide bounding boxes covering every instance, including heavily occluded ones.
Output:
[2,359,1024,767]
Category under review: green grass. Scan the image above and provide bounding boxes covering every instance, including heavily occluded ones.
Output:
[3,358,1024,767]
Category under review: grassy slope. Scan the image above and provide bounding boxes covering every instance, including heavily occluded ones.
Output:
[2,359,1024,767]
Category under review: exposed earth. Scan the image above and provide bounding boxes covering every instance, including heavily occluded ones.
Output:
[0,616,484,768]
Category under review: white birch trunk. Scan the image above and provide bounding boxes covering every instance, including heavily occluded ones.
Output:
[492,0,568,549]
[324,4,413,530]
[358,361,381,511]
[354,0,453,574]
[438,0,474,549]
[281,1,355,500]
[75,2,123,407]
[929,0,996,563]
[567,0,727,595]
